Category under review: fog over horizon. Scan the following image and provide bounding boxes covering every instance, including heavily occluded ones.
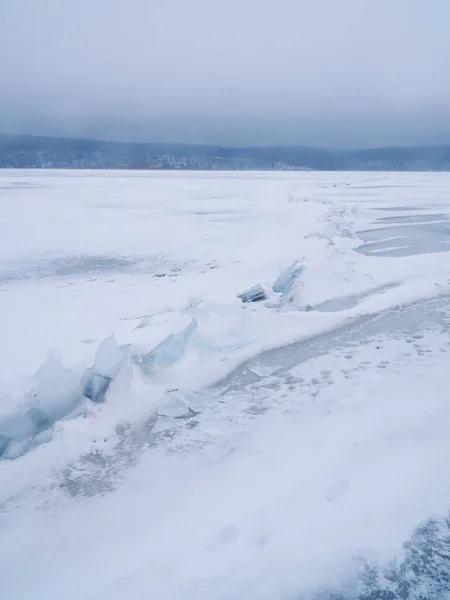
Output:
[2,0,450,148]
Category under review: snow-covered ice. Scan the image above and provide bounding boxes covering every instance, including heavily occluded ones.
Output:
[1,169,450,599]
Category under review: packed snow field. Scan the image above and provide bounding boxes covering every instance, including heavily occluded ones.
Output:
[1,170,450,599]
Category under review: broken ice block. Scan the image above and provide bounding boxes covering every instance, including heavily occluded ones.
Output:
[0,433,9,457]
[81,368,111,403]
[28,407,51,433]
[238,284,266,303]
[181,390,218,413]
[93,335,128,379]
[157,392,191,418]
[138,319,197,376]
[134,317,150,330]
[272,261,303,295]
[81,335,128,403]
[0,355,84,460]
[0,411,34,458]
[28,353,83,433]
[157,389,217,417]
[3,438,33,460]
[152,415,178,433]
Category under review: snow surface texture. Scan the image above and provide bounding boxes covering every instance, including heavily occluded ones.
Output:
[1,170,450,599]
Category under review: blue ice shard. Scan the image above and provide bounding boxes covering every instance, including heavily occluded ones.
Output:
[81,368,111,403]
[0,434,9,457]
[0,354,84,459]
[272,261,303,295]
[28,353,83,434]
[92,335,128,379]
[0,412,34,459]
[238,284,267,303]
[138,319,198,376]
[81,335,128,403]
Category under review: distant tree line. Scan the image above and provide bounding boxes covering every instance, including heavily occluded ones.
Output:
[1,134,450,171]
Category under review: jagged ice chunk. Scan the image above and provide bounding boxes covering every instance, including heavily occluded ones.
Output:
[93,335,128,379]
[272,261,303,295]
[81,368,112,403]
[238,284,267,303]
[138,319,197,376]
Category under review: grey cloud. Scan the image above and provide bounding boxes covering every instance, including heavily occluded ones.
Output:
[1,0,450,147]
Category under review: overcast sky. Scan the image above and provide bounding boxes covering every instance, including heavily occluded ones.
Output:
[1,0,450,148]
